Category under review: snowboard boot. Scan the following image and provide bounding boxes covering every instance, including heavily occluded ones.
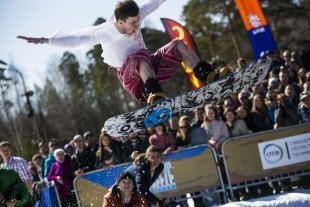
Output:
[218,65,232,78]
[193,61,216,84]
[193,61,232,84]
[144,78,167,105]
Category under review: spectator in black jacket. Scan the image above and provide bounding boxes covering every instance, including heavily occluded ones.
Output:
[250,94,273,132]
[298,92,310,123]
[121,132,149,163]
[96,131,122,169]
[72,135,96,176]
[274,93,300,128]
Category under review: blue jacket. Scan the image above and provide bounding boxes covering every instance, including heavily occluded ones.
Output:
[44,153,56,178]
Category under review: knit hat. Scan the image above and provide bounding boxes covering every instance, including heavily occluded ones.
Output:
[117,172,134,184]
[64,144,74,151]
[73,135,83,142]
[116,172,136,190]
[300,92,310,101]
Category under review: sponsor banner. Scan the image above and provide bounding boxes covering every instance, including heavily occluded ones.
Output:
[258,133,310,170]
[150,161,177,193]
[235,0,277,60]
[81,145,207,189]
[248,25,277,60]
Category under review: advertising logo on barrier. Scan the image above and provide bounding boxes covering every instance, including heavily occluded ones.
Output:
[150,162,176,193]
[258,133,310,170]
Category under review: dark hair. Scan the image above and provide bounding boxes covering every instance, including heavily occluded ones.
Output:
[114,0,139,21]
[224,108,236,116]
[48,138,58,145]
[97,131,113,161]
[176,121,192,144]
[117,172,135,185]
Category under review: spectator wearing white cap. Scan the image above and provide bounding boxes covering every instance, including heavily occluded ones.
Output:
[298,92,310,123]
[72,134,96,176]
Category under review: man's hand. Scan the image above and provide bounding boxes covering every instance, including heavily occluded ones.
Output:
[17,36,48,44]
[75,169,84,176]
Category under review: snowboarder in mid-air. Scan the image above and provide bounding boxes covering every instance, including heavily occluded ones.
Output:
[18,0,230,104]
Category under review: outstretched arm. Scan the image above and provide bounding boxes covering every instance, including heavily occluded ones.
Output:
[17,36,49,44]
[16,21,108,48]
[139,0,167,20]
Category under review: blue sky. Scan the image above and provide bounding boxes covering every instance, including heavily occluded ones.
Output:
[0,0,188,87]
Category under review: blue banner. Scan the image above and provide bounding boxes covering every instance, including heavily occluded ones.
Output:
[248,25,277,60]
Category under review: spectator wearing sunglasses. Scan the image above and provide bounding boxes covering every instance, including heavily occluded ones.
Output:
[44,139,58,179]
[175,121,192,151]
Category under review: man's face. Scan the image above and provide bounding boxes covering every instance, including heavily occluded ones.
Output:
[0,145,11,159]
[279,72,289,85]
[118,178,134,194]
[119,15,140,35]
[39,145,48,154]
[195,108,204,121]
[48,142,57,153]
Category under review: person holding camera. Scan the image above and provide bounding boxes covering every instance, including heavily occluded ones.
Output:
[274,93,300,128]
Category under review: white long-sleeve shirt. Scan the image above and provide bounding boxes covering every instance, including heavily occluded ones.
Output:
[48,0,167,68]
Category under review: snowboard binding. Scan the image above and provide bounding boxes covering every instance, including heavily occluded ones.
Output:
[144,78,167,105]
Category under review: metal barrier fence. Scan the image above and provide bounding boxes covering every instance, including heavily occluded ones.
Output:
[74,144,225,206]
[71,123,310,206]
[221,123,310,201]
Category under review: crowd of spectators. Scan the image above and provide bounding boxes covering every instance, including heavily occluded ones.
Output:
[0,45,310,206]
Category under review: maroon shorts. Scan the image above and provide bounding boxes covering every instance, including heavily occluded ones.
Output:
[117,39,182,103]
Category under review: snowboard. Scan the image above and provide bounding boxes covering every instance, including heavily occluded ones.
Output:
[104,57,272,137]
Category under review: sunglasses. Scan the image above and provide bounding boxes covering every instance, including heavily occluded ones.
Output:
[266,97,274,101]
[179,126,188,129]
[49,144,57,147]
